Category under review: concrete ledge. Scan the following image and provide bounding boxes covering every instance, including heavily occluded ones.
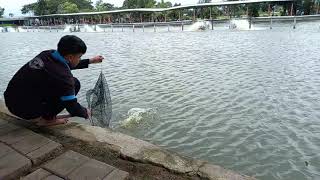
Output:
[43,123,255,180]
[0,100,255,180]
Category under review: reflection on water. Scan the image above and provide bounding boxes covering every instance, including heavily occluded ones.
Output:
[1,21,320,180]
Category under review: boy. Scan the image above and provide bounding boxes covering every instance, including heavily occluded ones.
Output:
[4,35,104,126]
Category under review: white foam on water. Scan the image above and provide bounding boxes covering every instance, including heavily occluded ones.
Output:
[95,25,104,32]
[17,27,27,32]
[63,25,72,32]
[187,21,209,31]
[120,108,157,128]
[6,27,17,32]
[229,19,265,31]
[83,24,95,32]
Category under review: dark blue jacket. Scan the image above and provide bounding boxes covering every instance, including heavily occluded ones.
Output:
[4,50,89,119]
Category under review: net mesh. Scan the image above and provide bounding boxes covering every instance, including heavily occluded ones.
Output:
[86,72,112,127]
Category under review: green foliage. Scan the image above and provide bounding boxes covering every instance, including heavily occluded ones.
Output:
[294,0,319,15]
[37,0,48,15]
[58,2,79,13]
[21,0,93,15]
[192,6,221,19]
[154,0,172,21]
[19,0,320,17]
[0,24,17,27]
[95,0,115,11]
[248,4,260,17]
[46,0,65,14]
[303,0,312,15]
[0,7,4,18]
[156,0,172,8]
[21,3,37,14]
[260,3,269,12]
[68,0,93,10]
[122,0,156,9]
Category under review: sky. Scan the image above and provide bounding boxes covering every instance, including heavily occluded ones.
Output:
[0,0,200,17]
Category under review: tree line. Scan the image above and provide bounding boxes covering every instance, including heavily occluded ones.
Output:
[18,0,177,16]
[0,0,319,18]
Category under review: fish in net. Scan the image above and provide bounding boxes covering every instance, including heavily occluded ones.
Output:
[86,72,112,127]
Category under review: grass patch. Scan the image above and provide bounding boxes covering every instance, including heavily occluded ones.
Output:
[0,24,17,27]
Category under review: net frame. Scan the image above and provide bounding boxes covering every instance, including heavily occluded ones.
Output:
[86,71,112,127]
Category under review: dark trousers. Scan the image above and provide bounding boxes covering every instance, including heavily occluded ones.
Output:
[5,77,80,120]
[41,77,80,120]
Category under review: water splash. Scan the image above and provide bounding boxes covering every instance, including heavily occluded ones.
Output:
[187,21,210,31]
[95,25,104,32]
[17,27,26,32]
[120,108,157,128]
[229,19,253,30]
[0,27,18,32]
[63,25,72,32]
[83,24,95,32]
[229,19,265,31]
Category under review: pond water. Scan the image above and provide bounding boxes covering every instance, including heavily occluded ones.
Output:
[1,20,320,179]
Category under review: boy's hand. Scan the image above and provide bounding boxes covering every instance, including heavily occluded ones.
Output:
[86,108,92,119]
[89,56,104,64]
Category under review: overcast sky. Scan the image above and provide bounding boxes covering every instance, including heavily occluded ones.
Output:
[0,0,201,17]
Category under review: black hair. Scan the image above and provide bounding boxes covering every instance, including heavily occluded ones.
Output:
[57,35,87,56]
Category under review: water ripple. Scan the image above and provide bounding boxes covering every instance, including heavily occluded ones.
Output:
[1,22,320,179]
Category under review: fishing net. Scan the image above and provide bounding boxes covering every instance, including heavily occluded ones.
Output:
[86,72,112,128]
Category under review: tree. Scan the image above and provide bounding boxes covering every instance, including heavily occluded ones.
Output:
[122,0,137,9]
[146,0,157,8]
[156,0,172,8]
[0,6,5,18]
[303,0,313,15]
[21,0,49,15]
[21,3,37,14]
[46,0,66,14]
[95,0,115,11]
[247,3,260,17]
[293,0,317,15]
[21,0,93,15]
[58,2,79,13]
[122,0,156,9]
[68,0,93,11]
[9,13,14,17]
[315,0,320,13]
[36,0,48,15]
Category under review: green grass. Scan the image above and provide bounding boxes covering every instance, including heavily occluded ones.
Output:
[0,24,17,27]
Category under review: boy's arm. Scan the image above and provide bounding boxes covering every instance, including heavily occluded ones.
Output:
[71,59,89,70]
[58,78,88,118]
[71,56,104,70]
[62,99,88,119]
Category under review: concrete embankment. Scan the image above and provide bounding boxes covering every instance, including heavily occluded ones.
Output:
[0,99,256,180]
